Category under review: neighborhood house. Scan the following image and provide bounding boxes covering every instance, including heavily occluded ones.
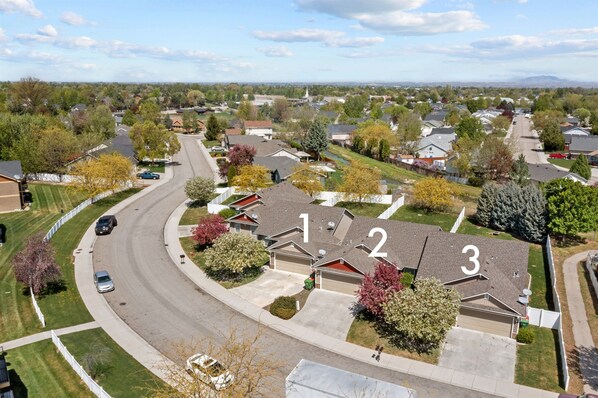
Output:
[0,160,26,213]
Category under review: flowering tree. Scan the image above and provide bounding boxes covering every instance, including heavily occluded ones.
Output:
[191,215,228,247]
[184,176,215,205]
[219,144,256,178]
[356,262,403,318]
[204,233,269,278]
[12,233,62,295]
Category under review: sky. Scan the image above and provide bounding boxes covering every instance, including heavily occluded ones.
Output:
[0,0,597,83]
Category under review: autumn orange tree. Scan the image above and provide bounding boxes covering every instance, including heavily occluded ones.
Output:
[70,153,134,198]
[412,177,453,213]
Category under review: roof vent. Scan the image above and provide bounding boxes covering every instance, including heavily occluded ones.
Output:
[251,213,258,219]
[318,249,326,258]
[518,296,529,305]
[513,270,520,278]
[327,221,335,230]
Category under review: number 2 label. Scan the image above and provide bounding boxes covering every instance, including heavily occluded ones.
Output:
[461,245,480,275]
[368,227,387,258]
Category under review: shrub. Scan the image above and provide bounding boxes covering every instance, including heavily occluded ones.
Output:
[270,296,297,319]
[218,208,237,219]
[468,176,485,187]
[516,327,535,344]
[400,272,414,287]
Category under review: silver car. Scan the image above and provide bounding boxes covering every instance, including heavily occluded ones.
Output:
[94,271,114,293]
[186,353,234,391]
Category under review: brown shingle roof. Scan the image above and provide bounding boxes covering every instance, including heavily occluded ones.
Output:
[244,120,273,129]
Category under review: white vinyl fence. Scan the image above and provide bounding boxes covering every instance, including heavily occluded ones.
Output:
[526,307,560,329]
[378,195,405,220]
[316,191,393,207]
[27,173,75,183]
[586,252,598,295]
[51,330,112,398]
[30,287,45,327]
[545,236,569,390]
[449,207,466,233]
[207,187,236,214]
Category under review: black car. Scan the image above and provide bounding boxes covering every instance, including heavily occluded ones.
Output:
[95,215,117,235]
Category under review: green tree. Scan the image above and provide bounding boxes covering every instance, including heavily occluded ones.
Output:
[477,136,514,181]
[182,111,198,134]
[539,121,565,151]
[395,112,421,152]
[545,179,597,240]
[378,139,390,161]
[205,114,222,141]
[237,100,258,120]
[413,102,432,119]
[139,100,161,124]
[491,115,511,136]
[9,77,52,114]
[204,233,269,277]
[413,177,453,213]
[510,154,530,186]
[343,95,367,118]
[475,183,499,227]
[515,184,547,243]
[370,103,383,120]
[86,105,115,139]
[353,121,394,157]
[186,89,205,106]
[121,109,137,126]
[490,182,524,232]
[303,118,328,160]
[383,278,461,352]
[339,160,381,204]
[569,154,591,180]
[38,127,80,174]
[455,117,485,142]
[573,108,591,127]
[271,98,290,123]
[129,121,181,164]
[184,176,216,205]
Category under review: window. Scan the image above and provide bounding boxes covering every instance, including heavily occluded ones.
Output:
[235,224,240,233]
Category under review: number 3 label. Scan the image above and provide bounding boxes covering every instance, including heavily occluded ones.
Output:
[461,245,480,275]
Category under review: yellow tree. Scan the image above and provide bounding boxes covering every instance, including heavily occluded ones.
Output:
[353,121,395,157]
[339,160,381,204]
[413,177,453,213]
[70,153,134,198]
[129,121,181,164]
[289,163,323,197]
[232,165,271,193]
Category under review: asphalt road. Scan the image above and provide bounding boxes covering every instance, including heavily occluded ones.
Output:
[509,114,548,164]
[93,135,498,397]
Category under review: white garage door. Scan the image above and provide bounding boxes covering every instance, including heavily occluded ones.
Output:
[457,308,513,337]
[321,272,362,295]
[275,254,312,275]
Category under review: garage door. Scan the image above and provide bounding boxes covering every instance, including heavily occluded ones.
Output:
[457,308,513,337]
[275,254,312,275]
[321,272,362,295]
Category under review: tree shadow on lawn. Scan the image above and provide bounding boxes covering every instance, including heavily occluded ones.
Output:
[568,345,598,391]
[20,279,67,298]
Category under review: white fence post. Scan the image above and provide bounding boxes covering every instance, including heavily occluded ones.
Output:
[449,207,466,233]
[51,330,113,398]
[30,287,45,327]
[378,195,405,220]
[207,187,236,214]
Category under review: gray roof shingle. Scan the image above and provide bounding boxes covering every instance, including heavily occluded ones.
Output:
[569,136,598,153]
[527,163,586,184]
[0,160,24,180]
[253,156,298,180]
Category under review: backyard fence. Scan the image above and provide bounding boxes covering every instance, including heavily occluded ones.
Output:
[207,187,236,214]
[27,173,75,183]
[377,195,405,219]
[317,191,393,207]
[449,207,466,233]
[586,252,598,296]
[30,287,45,327]
[545,236,569,390]
[51,330,112,398]
[526,307,560,329]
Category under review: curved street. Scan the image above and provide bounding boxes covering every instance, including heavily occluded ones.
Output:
[92,135,496,397]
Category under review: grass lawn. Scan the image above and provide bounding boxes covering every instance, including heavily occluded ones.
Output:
[179,204,209,225]
[515,326,565,393]
[528,245,552,310]
[221,194,245,205]
[390,205,457,231]
[4,339,93,398]
[547,158,575,169]
[457,216,516,241]
[60,328,169,397]
[346,313,439,364]
[0,183,87,341]
[137,161,165,174]
[179,237,263,289]
[335,201,389,218]
[202,140,220,148]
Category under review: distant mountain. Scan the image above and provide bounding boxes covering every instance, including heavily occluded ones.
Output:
[514,75,573,87]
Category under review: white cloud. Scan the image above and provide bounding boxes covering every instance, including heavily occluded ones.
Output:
[0,28,7,42]
[15,32,97,48]
[0,0,42,17]
[551,26,598,36]
[252,28,383,47]
[0,48,64,64]
[60,11,89,26]
[256,45,293,57]
[37,24,57,37]
[295,0,485,35]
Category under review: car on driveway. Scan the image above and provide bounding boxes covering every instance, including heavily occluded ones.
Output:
[209,146,227,153]
[549,153,568,159]
[186,353,234,391]
[136,171,160,180]
[94,271,114,293]
[95,215,117,235]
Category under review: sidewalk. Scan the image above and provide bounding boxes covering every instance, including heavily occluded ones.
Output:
[562,251,598,394]
[0,321,99,351]
[164,198,559,398]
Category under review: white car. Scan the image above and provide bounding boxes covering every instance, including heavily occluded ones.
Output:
[185,353,234,391]
[209,146,227,153]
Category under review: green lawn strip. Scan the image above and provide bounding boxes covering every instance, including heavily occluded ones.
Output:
[220,194,245,206]
[179,236,262,289]
[346,313,439,364]
[59,328,170,397]
[38,189,142,332]
[202,140,220,148]
[137,161,165,173]
[457,216,516,241]
[547,158,575,169]
[528,245,552,310]
[0,184,87,340]
[335,201,389,218]
[515,326,565,393]
[5,339,93,398]
[179,205,209,225]
[390,205,457,231]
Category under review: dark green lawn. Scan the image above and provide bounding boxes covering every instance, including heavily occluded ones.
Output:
[202,140,220,148]
[60,328,170,397]
[527,245,552,310]
[457,216,516,241]
[515,326,564,393]
[390,205,457,231]
[335,201,389,218]
[179,204,209,225]
[137,161,165,173]
[221,194,245,205]
[547,158,574,169]
[0,183,87,340]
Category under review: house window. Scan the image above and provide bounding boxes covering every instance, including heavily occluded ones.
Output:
[235,224,240,233]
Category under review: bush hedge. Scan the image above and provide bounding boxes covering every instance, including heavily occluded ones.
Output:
[516,327,535,344]
[270,296,297,320]
[218,208,237,219]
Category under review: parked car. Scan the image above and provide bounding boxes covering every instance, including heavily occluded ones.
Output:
[136,171,160,180]
[549,153,568,159]
[94,271,114,293]
[95,215,117,235]
[209,146,227,153]
[185,354,234,391]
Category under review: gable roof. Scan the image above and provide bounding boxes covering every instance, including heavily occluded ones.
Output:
[0,160,24,180]
[92,125,136,161]
[328,124,357,137]
[225,128,242,136]
[244,120,273,129]
[569,136,598,153]
[253,156,298,180]
[417,133,455,153]
[429,127,455,136]
[424,110,447,122]
[527,163,587,184]
[226,135,299,157]
[560,126,590,135]
[416,231,530,316]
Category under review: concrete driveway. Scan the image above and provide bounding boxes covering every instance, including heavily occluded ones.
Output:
[231,269,305,308]
[291,290,358,340]
[439,327,516,382]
